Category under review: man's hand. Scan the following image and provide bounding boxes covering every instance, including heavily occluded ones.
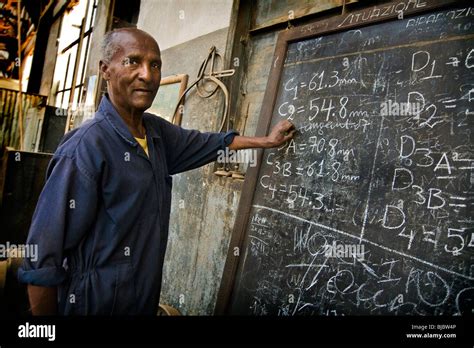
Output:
[27,285,58,315]
[228,120,296,150]
[266,120,296,148]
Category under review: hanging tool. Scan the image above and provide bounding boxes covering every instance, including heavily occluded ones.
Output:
[172,46,235,132]
[171,46,235,177]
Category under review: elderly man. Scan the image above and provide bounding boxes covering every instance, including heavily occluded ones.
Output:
[18,28,295,315]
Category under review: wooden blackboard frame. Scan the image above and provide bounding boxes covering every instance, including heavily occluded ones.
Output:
[215,0,467,315]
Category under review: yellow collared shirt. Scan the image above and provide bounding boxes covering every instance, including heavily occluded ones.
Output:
[135,136,149,157]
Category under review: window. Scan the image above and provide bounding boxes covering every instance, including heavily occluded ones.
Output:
[51,0,97,111]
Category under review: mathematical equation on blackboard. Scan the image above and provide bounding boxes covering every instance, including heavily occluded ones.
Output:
[231,5,474,316]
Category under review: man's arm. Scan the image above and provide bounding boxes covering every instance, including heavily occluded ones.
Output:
[27,285,57,315]
[157,117,295,174]
[228,120,295,150]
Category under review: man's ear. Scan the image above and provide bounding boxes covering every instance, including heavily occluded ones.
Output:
[99,60,110,81]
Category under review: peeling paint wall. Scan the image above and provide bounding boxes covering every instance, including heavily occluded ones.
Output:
[156,28,241,314]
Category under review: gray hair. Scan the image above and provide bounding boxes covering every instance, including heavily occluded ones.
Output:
[100,28,159,63]
[100,30,122,63]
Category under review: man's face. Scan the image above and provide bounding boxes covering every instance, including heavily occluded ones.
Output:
[100,30,162,113]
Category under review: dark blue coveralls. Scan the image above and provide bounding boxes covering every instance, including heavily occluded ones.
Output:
[18,96,237,315]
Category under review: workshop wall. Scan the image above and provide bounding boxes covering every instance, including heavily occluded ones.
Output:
[137,0,233,51]
[136,0,347,314]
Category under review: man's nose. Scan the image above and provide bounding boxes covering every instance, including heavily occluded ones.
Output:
[138,63,153,81]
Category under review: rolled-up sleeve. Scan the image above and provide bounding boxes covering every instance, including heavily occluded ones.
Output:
[159,120,239,175]
[17,154,98,286]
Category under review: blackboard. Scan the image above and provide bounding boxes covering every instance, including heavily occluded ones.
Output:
[217,0,474,315]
